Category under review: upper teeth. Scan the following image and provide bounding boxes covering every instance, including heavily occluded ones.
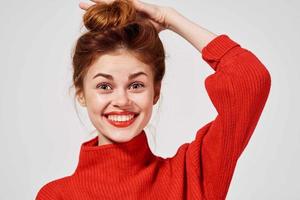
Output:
[107,115,135,122]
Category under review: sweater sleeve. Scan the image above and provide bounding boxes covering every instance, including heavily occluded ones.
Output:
[179,34,271,199]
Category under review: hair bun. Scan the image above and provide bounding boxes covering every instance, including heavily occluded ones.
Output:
[83,0,137,32]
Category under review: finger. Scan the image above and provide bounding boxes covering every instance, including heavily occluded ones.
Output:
[79,2,95,10]
[90,0,113,4]
[133,0,157,16]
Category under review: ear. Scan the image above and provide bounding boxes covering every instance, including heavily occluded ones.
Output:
[76,90,87,107]
[153,82,161,105]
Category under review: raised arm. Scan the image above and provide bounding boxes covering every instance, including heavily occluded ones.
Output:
[166,8,218,53]
[166,9,271,199]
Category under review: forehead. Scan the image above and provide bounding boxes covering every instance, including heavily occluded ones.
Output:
[86,50,153,79]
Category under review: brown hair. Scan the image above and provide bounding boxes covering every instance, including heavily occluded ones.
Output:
[69,0,165,143]
[71,0,166,99]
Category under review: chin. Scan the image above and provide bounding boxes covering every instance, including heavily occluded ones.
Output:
[100,129,139,144]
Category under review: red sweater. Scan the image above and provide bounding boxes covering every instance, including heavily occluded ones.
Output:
[36,34,271,200]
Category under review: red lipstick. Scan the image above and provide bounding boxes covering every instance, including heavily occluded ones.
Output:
[104,111,138,115]
[104,111,139,128]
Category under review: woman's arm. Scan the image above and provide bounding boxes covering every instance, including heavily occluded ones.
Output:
[166,8,218,53]
[165,7,271,200]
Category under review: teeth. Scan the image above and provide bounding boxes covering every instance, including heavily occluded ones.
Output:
[107,114,135,122]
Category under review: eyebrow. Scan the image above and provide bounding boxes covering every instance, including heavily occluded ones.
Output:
[92,71,148,80]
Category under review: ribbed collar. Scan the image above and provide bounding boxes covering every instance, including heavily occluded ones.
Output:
[74,130,155,181]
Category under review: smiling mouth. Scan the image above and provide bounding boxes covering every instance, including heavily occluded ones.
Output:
[103,114,139,128]
[103,113,139,119]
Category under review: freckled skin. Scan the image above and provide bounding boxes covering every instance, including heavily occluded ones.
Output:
[77,49,160,146]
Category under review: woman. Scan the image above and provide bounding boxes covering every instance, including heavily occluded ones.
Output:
[36,0,271,199]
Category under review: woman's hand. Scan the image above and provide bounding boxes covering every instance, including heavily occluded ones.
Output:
[79,0,175,33]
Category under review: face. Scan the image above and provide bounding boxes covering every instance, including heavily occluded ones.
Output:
[77,49,160,145]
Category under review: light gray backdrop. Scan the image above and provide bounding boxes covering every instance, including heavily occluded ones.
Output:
[0,0,299,199]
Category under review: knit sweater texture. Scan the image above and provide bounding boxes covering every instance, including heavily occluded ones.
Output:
[36,34,271,200]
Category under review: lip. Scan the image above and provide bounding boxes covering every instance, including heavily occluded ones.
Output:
[104,111,138,116]
[103,113,139,128]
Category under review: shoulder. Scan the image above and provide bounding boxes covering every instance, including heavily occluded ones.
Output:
[35,176,70,200]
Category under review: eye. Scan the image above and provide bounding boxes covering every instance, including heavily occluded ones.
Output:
[96,82,144,91]
[96,82,112,90]
[129,82,144,90]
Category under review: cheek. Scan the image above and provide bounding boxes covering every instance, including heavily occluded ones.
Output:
[132,91,154,110]
[86,93,109,113]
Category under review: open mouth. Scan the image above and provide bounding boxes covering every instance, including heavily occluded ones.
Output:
[103,113,139,119]
[103,113,139,128]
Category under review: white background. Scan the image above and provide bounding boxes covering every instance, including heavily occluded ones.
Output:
[0,0,299,199]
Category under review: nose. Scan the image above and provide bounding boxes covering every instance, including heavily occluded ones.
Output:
[112,89,132,108]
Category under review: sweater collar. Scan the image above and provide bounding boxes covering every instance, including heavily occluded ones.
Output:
[74,130,155,179]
